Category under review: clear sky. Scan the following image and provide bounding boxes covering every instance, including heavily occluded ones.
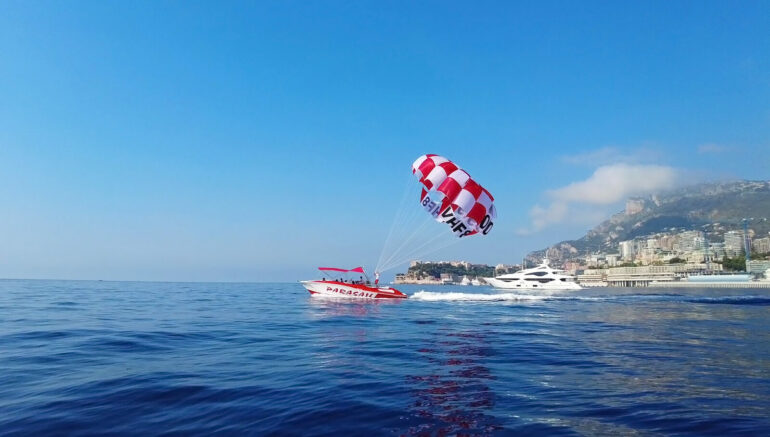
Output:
[1,1,768,281]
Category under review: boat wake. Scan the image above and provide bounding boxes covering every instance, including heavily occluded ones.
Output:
[410,291,595,302]
[683,295,770,305]
[410,291,770,305]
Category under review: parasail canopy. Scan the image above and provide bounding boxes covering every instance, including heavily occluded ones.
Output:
[412,154,496,238]
[318,267,365,273]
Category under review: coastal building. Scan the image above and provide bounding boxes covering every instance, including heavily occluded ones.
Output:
[675,230,704,253]
[449,261,471,269]
[685,249,706,263]
[724,230,745,256]
[526,219,767,283]
[579,263,720,287]
[440,273,458,284]
[746,260,770,275]
[658,235,676,251]
[577,269,607,287]
[603,263,715,287]
[753,236,770,255]
[708,242,726,260]
[586,254,604,267]
[619,240,635,260]
[495,264,519,274]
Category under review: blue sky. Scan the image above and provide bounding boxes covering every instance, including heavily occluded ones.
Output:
[1,1,768,281]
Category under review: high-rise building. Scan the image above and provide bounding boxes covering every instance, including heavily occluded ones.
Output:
[619,240,635,260]
[658,235,676,251]
[753,236,770,254]
[676,230,704,252]
[724,230,745,256]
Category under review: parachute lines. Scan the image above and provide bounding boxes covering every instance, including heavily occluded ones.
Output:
[375,154,496,274]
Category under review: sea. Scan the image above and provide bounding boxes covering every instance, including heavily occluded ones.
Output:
[1,280,769,436]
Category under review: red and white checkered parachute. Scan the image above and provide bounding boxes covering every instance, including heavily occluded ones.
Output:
[412,154,496,238]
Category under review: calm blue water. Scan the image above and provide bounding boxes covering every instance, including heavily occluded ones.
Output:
[1,280,769,436]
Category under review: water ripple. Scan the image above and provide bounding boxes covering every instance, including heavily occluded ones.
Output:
[0,280,768,435]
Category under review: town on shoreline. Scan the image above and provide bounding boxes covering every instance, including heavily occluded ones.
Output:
[396,226,770,287]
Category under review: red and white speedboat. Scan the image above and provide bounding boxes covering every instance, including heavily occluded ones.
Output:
[301,267,407,299]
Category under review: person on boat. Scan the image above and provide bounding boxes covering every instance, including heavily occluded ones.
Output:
[375,271,380,285]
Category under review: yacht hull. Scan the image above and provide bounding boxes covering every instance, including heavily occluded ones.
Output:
[484,277,582,290]
[484,259,583,290]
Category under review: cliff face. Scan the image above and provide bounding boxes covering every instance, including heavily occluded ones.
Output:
[528,180,770,262]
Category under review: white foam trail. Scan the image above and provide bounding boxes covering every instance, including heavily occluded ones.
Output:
[409,291,770,304]
[411,291,552,302]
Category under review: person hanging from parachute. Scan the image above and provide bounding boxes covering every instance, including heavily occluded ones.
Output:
[302,153,497,299]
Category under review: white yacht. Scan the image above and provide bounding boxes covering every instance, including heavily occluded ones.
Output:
[460,275,471,285]
[484,259,582,290]
[471,277,484,286]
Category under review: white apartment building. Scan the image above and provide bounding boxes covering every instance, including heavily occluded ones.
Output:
[724,230,745,256]
[675,230,704,252]
[708,242,726,259]
[753,236,770,254]
[747,260,770,274]
[619,240,635,260]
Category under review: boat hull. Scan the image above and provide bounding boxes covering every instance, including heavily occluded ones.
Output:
[484,277,583,290]
[301,281,407,299]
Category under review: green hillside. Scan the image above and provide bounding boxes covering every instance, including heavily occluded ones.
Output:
[407,262,495,279]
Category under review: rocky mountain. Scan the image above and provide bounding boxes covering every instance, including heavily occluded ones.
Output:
[527,180,770,262]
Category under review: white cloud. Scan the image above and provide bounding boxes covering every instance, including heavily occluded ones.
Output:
[527,202,569,233]
[521,163,680,234]
[549,164,678,205]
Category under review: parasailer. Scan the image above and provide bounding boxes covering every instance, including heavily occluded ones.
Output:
[375,154,497,274]
[301,153,497,298]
